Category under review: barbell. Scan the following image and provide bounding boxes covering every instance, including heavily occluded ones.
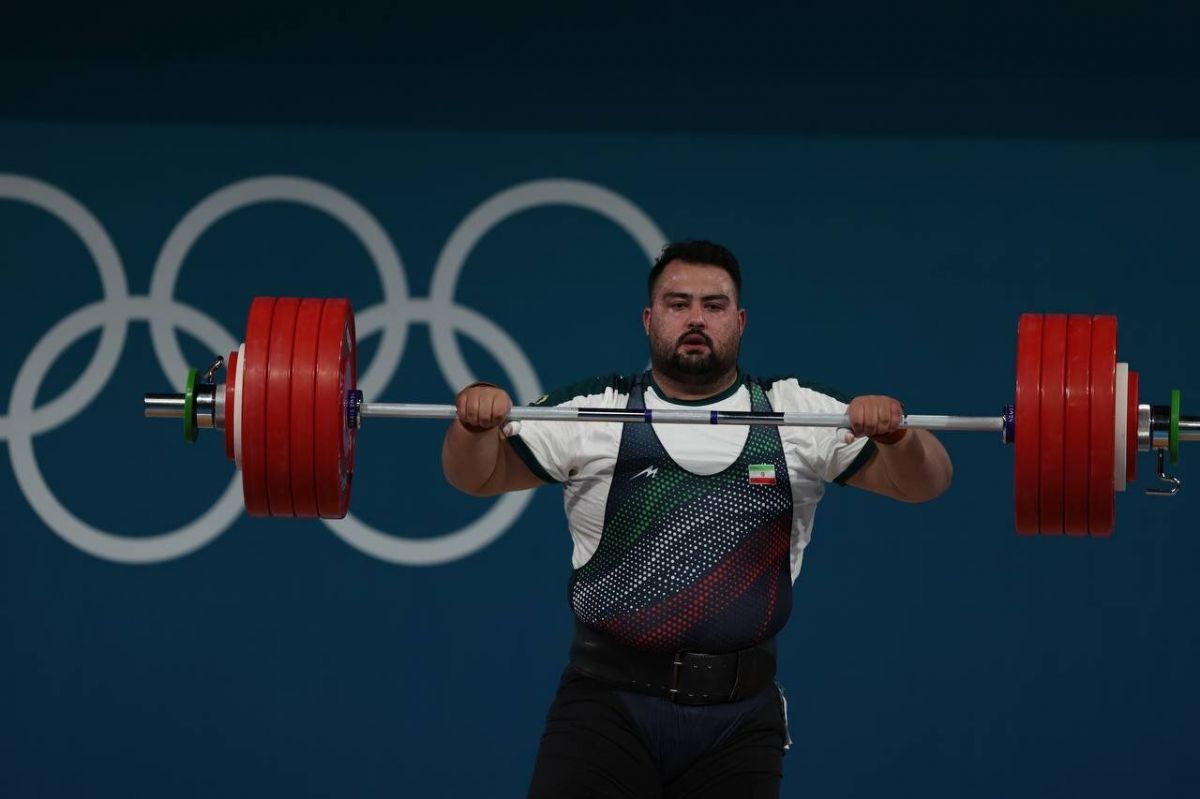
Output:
[143,296,1195,534]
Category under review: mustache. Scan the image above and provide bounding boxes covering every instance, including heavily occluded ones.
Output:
[677,329,714,347]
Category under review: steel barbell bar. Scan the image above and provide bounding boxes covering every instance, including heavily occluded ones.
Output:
[143,297,1195,533]
[356,401,1007,432]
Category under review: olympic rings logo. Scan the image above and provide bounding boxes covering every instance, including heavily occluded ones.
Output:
[0,174,667,565]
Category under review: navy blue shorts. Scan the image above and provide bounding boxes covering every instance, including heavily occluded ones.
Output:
[528,666,790,798]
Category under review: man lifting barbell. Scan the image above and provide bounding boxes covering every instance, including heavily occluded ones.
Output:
[144,238,1195,798]
[441,240,952,797]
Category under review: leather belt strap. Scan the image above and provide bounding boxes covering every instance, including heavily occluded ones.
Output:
[568,621,776,706]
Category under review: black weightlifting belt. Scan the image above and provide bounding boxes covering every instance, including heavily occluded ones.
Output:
[569,622,777,706]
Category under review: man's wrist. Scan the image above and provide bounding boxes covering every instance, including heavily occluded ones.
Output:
[871,428,909,446]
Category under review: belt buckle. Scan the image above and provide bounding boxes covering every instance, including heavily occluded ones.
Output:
[670,649,746,704]
[667,652,739,700]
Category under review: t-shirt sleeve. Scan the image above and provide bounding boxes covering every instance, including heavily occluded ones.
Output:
[774,379,877,485]
[504,376,623,484]
[506,412,579,484]
[827,431,877,486]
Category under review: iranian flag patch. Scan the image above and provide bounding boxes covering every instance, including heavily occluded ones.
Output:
[748,464,776,485]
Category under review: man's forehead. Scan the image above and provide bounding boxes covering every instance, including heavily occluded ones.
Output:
[656,260,736,293]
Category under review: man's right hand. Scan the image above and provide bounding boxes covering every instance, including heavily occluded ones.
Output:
[455,383,513,432]
[444,383,540,496]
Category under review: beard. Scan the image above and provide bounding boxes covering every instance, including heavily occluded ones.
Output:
[649,328,740,389]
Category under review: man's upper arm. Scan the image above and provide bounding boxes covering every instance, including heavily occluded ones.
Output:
[473,439,548,495]
[843,448,908,501]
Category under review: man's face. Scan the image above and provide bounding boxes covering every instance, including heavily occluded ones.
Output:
[643,260,746,387]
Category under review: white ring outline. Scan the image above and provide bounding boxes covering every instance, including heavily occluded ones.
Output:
[8,297,243,563]
[0,175,129,438]
[326,179,667,565]
[3,174,669,565]
[324,299,540,565]
[149,176,412,402]
[429,178,667,395]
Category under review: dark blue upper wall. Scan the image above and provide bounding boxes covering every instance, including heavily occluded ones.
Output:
[4,3,1200,137]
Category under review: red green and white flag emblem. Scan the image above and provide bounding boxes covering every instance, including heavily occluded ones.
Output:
[748,464,776,485]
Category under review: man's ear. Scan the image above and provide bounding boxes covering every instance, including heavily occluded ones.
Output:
[642,306,651,335]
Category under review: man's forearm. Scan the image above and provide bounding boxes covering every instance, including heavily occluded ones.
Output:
[874,430,953,502]
[442,422,506,495]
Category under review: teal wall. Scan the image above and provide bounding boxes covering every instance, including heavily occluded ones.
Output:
[3,121,1198,798]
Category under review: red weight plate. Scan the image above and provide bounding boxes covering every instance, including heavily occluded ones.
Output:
[1126,371,1139,485]
[266,297,300,517]
[242,297,276,517]
[1038,315,1067,535]
[1089,316,1117,536]
[1014,314,1043,534]
[1062,316,1092,535]
[289,299,324,518]
[314,298,357,519]
[224,349,238,462]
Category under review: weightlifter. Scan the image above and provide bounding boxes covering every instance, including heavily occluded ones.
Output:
[442,240,954,798]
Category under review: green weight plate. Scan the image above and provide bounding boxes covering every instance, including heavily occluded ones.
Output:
[1170,389,1181,466]
[183,368,198,444]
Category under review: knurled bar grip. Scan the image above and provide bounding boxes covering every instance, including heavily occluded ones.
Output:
[361,402,1006,432]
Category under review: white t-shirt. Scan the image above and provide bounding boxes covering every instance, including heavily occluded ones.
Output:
[506,371,874,582]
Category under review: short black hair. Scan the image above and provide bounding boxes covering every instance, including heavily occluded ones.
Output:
[647,240,743,305]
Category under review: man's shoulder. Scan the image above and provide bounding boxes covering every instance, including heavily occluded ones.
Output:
[751,374,855,405]
[529,372,639,407]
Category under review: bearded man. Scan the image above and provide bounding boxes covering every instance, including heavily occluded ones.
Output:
[442,240,953,799]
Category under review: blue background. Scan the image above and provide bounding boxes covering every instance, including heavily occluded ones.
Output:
[3,5,1200,798]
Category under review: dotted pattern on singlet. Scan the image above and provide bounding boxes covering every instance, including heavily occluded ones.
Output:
[569,375,794,653]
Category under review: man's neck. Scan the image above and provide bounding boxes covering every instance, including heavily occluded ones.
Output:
[650,367,740,402]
